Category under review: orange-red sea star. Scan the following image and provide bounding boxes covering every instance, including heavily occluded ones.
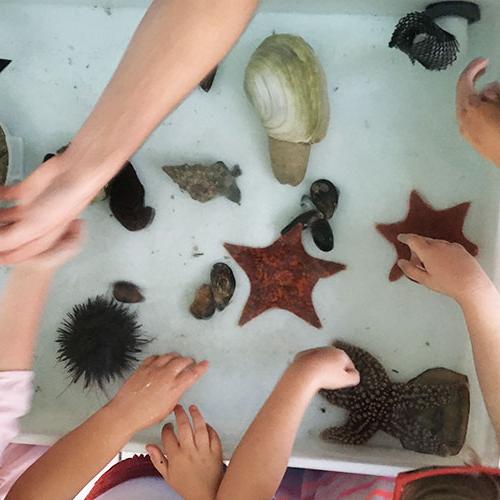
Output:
[224,224,346,328]
[377,190,478,282]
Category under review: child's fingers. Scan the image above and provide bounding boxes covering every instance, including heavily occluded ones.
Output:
[146,444,169,478]
[397,259,429,285]
[397,233,434,257]
[207,424,223,455]
[174,405,195,448]
[142,355,159,368]
[166,356,196,375]
[457,57,488,103]
[189,405,209,449]
[344,369,360,387]
[161,422,180,456]
[153,353,180,368]
[175,360,209,387]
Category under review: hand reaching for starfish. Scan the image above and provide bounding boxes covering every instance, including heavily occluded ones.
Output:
[456,57,500,167]
[397,233,493,303]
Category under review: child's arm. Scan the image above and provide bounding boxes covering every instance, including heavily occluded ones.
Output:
[0,220,83,372]
[0,221,83,456]
[398,234,500,441]
[216,348,359,500]
[0,0,258,265]
[7,354,209,500]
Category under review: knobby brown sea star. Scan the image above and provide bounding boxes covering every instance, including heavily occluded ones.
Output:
[320,341,470,456]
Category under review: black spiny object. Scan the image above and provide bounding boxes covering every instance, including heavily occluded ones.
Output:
[56,296,151,390]
[389,12,459,71]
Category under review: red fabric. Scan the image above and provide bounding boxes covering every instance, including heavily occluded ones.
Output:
[85,454,161,500]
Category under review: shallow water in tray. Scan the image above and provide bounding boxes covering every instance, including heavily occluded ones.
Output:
[1,2,499,473]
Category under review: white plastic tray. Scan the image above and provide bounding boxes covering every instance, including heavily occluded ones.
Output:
[0,1,499,476]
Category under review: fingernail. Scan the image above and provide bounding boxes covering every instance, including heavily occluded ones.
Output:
[397,259,407,268]
[397,234,408,243]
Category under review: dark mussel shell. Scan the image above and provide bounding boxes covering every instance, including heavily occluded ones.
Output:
[190,284,216,320]
[0,59,11,74]
[106,162,155,231]
[210,263,235,311]
[281,209,319,235]
[310,180,339,219]
[199,66,218,92]
[0,126,7,185]
[311,218,334,252]
[112,281,145,304]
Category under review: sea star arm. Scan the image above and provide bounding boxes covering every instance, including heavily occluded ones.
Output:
[321,413,380,445]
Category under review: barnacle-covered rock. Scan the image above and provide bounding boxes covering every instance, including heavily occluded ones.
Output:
[163,162,242,204]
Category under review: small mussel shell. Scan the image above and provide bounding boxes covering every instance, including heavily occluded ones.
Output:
[310,179,339,219]
[0,126,8,185]
[281,209,319,235]
[112,281,145,304]
[210,263,236,311]
[190,284,216,320]
[199,66,218,92]
[311,218,334,252]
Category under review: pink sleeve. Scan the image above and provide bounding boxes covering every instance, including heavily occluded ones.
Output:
[0,371,34,455]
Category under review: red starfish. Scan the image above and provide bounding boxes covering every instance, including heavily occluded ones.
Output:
[224,225,346,328]
[377,190,478,282]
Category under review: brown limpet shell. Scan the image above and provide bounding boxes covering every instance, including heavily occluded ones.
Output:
[112,281,145,304]
[210,263,235,311]
[190,284,216,320]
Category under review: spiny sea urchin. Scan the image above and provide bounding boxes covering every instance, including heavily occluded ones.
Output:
[56,296,151,390]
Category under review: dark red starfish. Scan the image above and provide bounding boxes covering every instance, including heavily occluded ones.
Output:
[224,224,346,328]
[377,190,478,282]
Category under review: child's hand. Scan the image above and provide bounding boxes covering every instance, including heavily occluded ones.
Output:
[147,405,224,500]
[108,353,209,433]
[397,233,493,302]
[18,219,84,272]
[456,58,500,167]
[290,347,360,391]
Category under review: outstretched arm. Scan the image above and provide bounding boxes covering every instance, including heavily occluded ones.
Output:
[7,354,209,500]
[0,220,83,371]
[398,234,500,441]
[216,348,359,500]
[0,220,83,456]
[0,0,258,264]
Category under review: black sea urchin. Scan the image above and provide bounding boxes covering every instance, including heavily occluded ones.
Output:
[56,296,151,390]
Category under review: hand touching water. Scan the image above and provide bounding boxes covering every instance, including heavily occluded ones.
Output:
[456,57,500,167]
[108,353,209,432]
[397,233,494,303]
